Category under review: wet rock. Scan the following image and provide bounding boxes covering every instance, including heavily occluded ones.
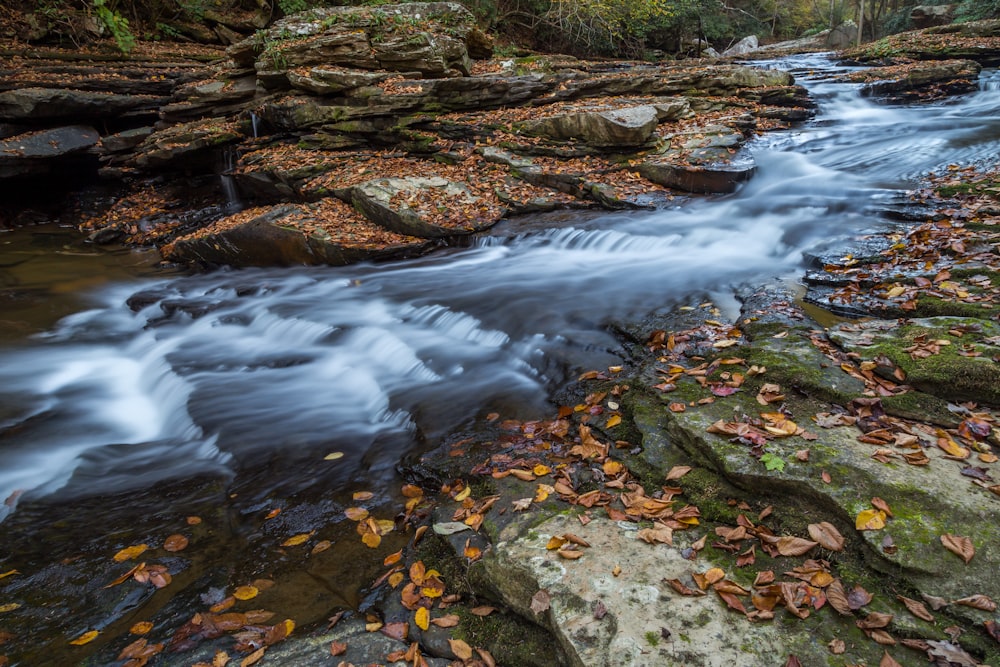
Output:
[98,126,155,154]
[164,200,432,267]
[519,105,659,148]
[858,59,981,102]
[638,158,756,194]
[0,87,162,122]
[0,125,99,179]
[128,118,242,172]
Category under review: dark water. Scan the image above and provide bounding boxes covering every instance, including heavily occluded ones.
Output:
[1,56,999,522]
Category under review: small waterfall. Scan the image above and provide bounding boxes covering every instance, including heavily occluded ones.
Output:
[219,145,242,213]
[250,111,260,139]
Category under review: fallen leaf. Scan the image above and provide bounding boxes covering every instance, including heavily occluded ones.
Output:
[69,630,99,646]
[323,452,344,460]
[954,594,996,611]
[129,621,153,635]
[855,509,887,531]
[897,596,934,622]
[0,604,21,614]
[414,607,429,631]
[470,606,496,616]
[240,647,265,666]
[665,465,692,481]
[826,580,852,615]
[449,639,474,660]
[330,641,347,656]
[344,507,369,521]
[940,534,975,563]
[880,650,903,667]
[807,522,845,551]
[432,614,461,627]
[281,532,314,547]
[828,639,845,654]
[163,534,189,552]
[113,544,148,562]
[233,586,258,601]
[530,589,550,615]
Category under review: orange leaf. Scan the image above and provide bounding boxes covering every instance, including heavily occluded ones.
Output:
[113,544,148,562]
[233,586,259,601]
[163,534,189,552]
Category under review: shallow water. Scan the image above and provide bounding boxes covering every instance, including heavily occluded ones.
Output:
[1,57,999,522]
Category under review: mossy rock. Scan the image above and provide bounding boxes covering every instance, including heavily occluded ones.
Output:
[828,317,1000,405]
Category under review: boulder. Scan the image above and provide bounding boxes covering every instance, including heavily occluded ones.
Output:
[0,125,99,179]
[0,87,162,122]
[228,2,478,83]
[164,200,432,267]
[826,20,858,49]
[98,127,155,154]
[334,176,501,237]
[722,34,759,57]
[287,67,391,95]
[638,158,756,194]
[518,105,660,148]
[857,59,981,101]
[128,118,243,171]
[910,4,957,29]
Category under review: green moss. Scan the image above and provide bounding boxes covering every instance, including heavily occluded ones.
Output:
[912,294,995,318]
[880,391,958,426]
[451,604,561,667]
[644,630,660,646]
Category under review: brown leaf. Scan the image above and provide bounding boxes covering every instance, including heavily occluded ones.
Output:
[764,535,818,557]
[240,647,265,667]
[381,621,408,642]
[329,641,347,656]
[847,584,873,610]
[665,578,705,596]
[530,589,550,615]
[940,534,975,563]
[879,650,903,667]
[828,639,845,654]
[870,497,893,517]
[897,596,934,622]
[431,614,461,628]
[868,629,896,646]
[470,606,496,617]
[807,522,845,552]
[857,612,893,629]
[163,534,189,552]
[784,656,802,667]
[449,639,474,660]
[954,594,997,612]
[665,466,692,481]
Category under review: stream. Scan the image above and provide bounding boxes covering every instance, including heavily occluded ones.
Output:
[1,53,999,661]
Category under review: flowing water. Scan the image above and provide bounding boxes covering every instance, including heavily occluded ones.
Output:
[2,56,999,525]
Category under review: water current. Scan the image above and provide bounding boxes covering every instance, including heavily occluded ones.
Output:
[2,54,999,523]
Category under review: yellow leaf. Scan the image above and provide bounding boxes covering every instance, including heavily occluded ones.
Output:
[70,630,99,646]
[534,484,552,503]
[281,531,315,547]
[0,570,19,580]
[233,586,259,601]
[414,606,429,631]
[113,544,148,562]
[323,452,344,460]
[388,572,405,588]
[532,464,552,477]
[375,519,395,535]
[422,586,443,598]
[856,509,886,531]
[362,532,381,548]
[546,536,568,550]
[0,603,21,613]
[605,414,621,428]
[454,486,471,502]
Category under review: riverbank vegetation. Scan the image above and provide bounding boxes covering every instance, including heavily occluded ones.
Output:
[2,0,998,60]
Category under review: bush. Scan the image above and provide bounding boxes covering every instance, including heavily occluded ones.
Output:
[956,0,1000,20]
